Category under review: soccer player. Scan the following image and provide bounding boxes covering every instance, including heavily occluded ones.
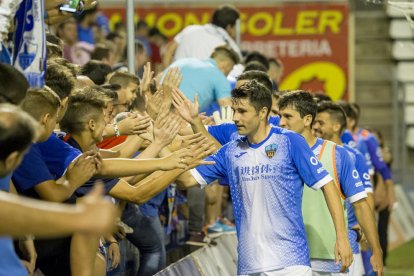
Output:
[337,102,374,176]
[277,91,382,275]
[340,102,395,209]
[171,71,279,239]
[173,81,352,276]
[314,101,378,275]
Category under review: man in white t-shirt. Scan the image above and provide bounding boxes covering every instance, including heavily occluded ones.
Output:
[163,5,242,66]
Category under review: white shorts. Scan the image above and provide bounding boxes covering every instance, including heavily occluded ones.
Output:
[242,265,311,276]
[312,271,348,276]
[348,253,365,276]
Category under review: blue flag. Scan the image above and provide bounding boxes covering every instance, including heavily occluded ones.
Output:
[13,0,46,87]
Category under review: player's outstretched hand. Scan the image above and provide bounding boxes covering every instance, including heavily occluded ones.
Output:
[185,139,216,169]
[78,184,118,235]
[171,88,199,123]
[335,235,353,272]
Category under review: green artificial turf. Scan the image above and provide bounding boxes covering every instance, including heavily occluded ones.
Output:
[385,239,414,276]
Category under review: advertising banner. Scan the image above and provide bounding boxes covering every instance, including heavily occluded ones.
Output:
[101,3,349,100]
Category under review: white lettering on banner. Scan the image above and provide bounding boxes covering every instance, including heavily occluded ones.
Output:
[241,39,332,58]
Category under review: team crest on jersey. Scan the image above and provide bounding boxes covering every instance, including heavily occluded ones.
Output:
[265,144,278,159]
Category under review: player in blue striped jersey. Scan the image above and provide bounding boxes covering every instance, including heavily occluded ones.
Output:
[173,81,352,275]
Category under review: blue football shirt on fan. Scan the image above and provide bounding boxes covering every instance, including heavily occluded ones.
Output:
[12,144,55,198]
[37,133,82,179]
[192,127,332,274]
[62,135,119,197]
[12,133,82,199]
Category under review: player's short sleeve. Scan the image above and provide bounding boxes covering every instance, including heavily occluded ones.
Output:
[207,123,238,145]
[337,147,367,203]
[12,145,54,194]
[192,145,228,188]
[354,151,373,193]
[37,134,82,179]
[287,132,332,190]
[213,73,231,101]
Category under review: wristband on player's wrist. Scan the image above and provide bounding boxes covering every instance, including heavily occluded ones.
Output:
[352,228,362,242]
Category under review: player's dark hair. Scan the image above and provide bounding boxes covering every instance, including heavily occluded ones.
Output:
[278,90,317,124]
[231,80,272,116]
[237,70,273,92]
[317,101,347,134]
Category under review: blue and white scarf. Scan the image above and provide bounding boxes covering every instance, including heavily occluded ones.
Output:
[13,0,46,87]
[0,0,24,64]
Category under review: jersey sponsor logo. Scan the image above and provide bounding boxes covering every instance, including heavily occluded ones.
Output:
[310,156,318,166]
[235,152,248,158]
[352,169,359,179]
[265,144,278,159]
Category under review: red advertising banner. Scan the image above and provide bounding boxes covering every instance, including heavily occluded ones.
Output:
[101,3,349,100]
